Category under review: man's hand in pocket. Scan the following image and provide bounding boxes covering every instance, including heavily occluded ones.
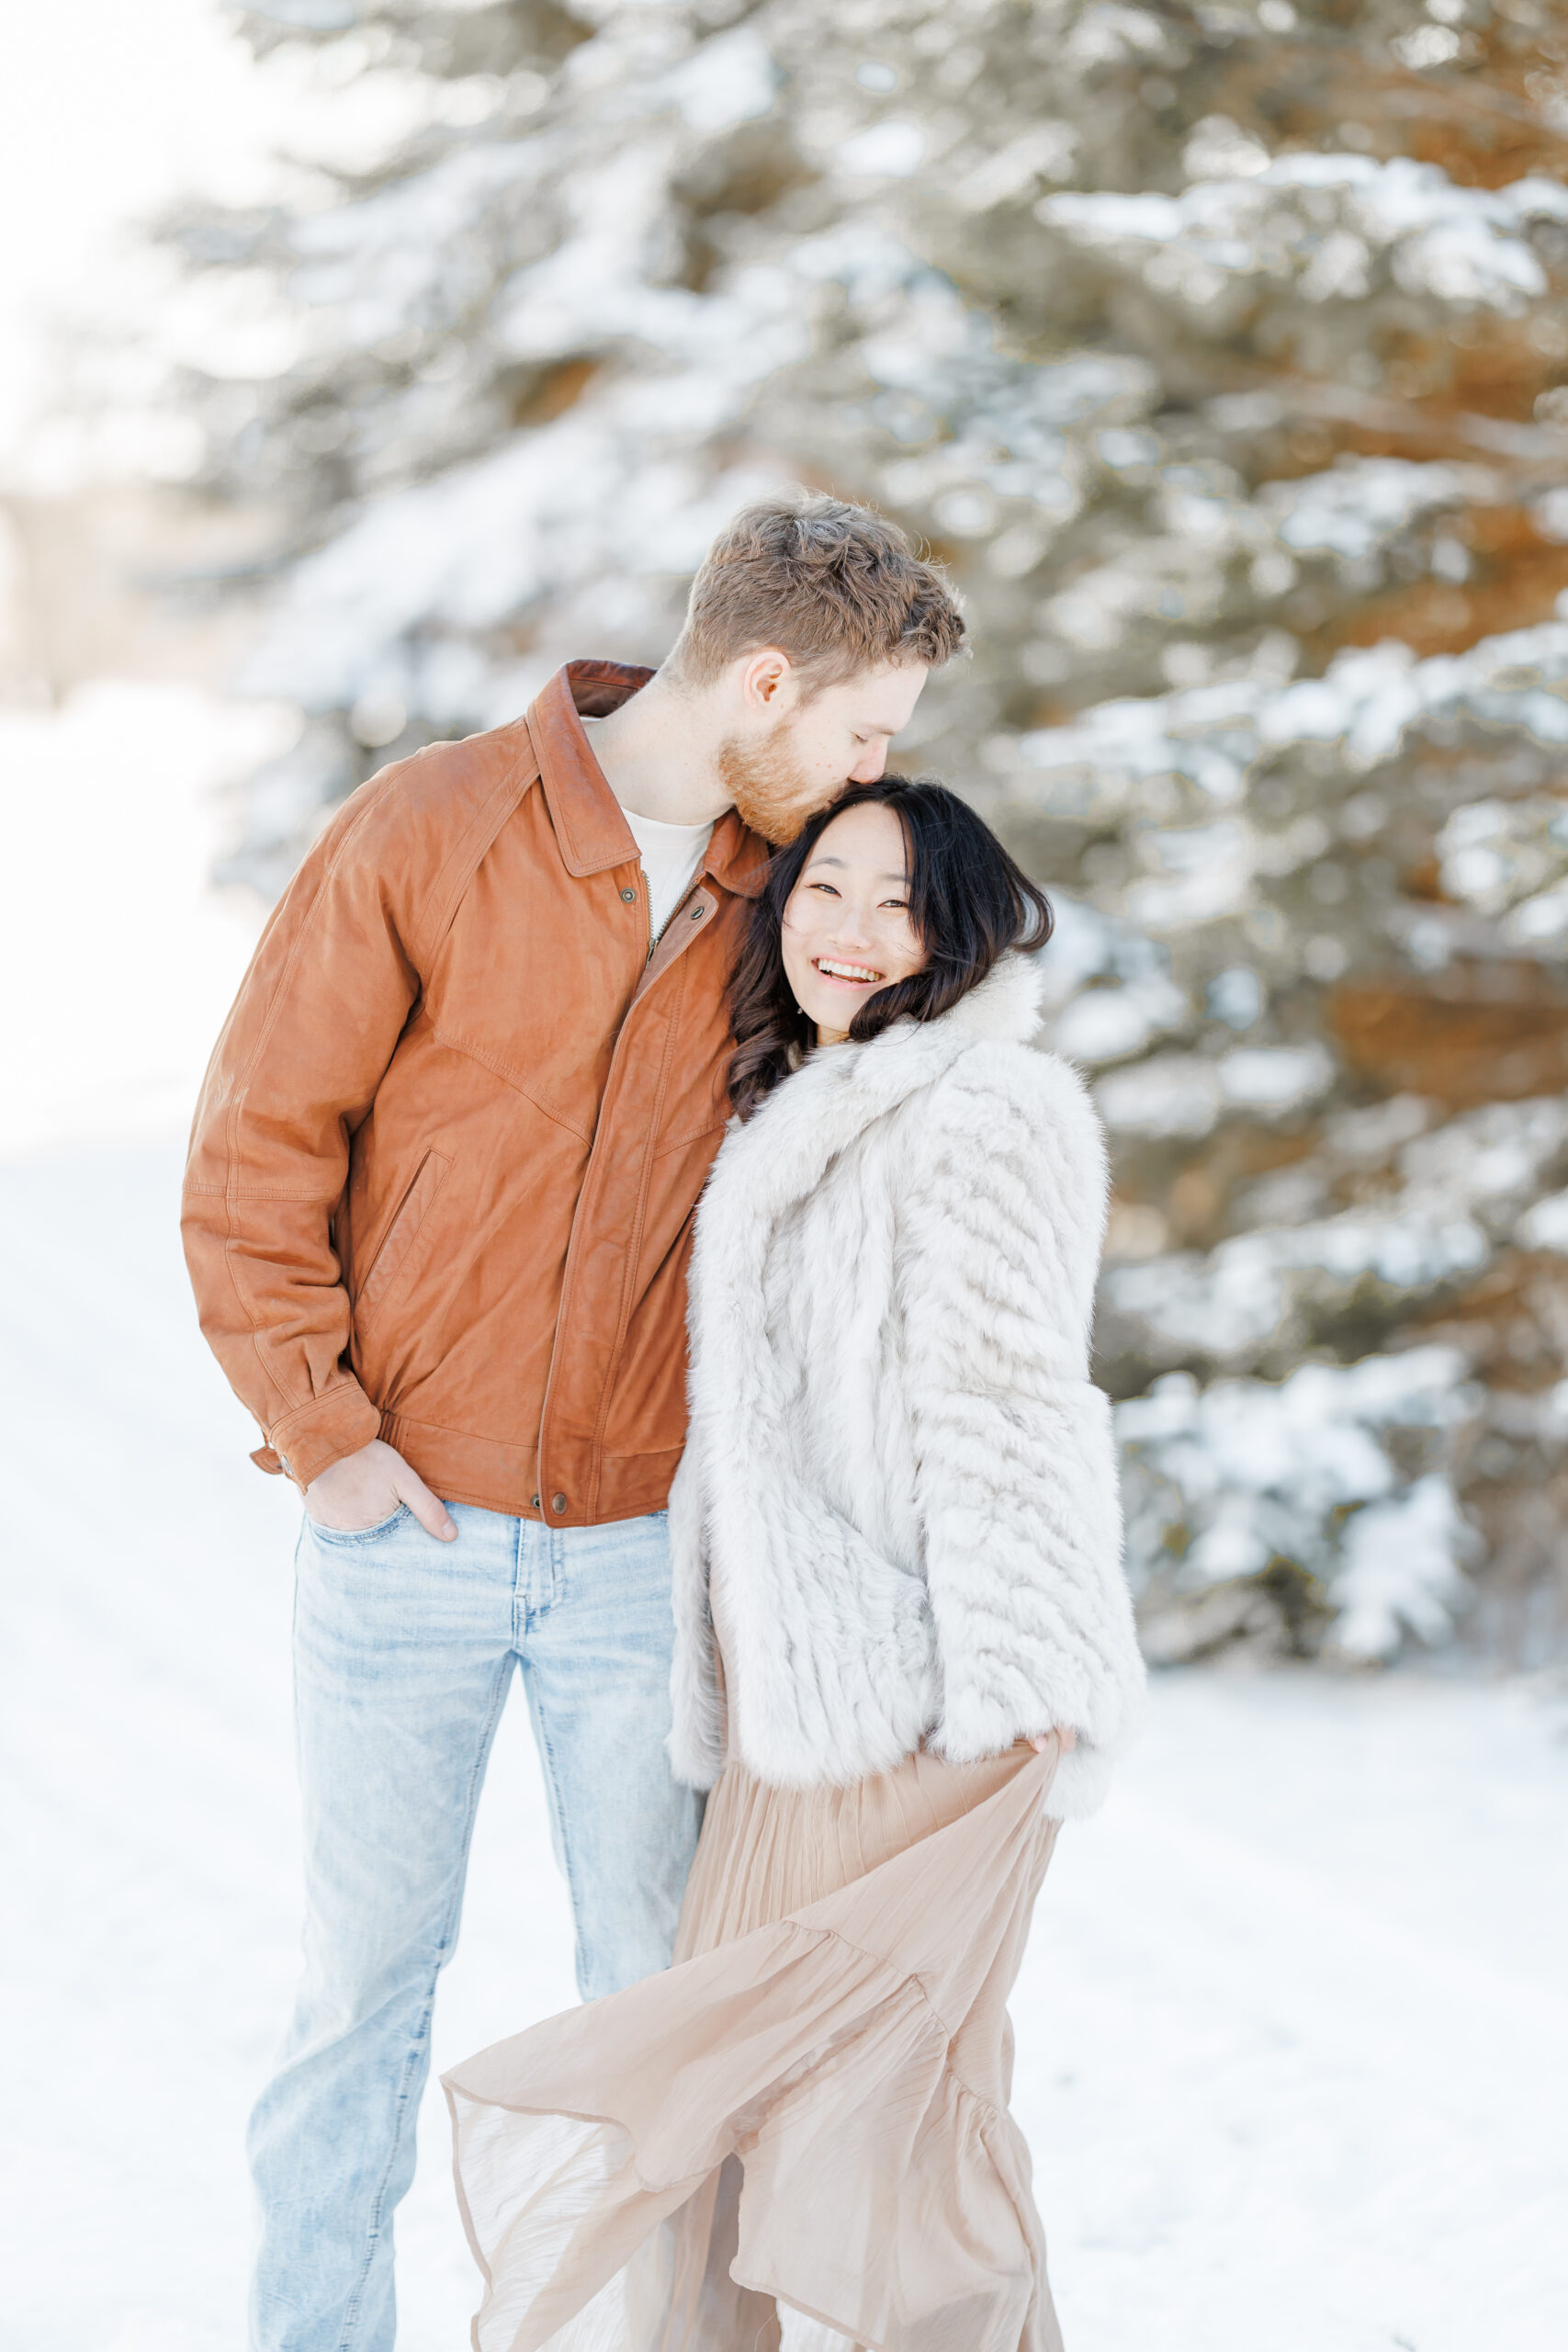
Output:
[304,1438,457,1540]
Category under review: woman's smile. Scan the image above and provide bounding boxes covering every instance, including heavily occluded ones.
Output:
[813,956,886,987]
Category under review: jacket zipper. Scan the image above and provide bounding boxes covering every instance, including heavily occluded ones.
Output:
[533,875,719,1518]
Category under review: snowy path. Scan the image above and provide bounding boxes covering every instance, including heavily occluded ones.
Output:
[3,1136,1566,2352]
[4,686,1566,2350]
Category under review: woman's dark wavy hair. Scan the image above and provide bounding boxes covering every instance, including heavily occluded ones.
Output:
[727,776,1053,1121]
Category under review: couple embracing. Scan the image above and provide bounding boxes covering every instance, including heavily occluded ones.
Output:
[185,493,1145,2352]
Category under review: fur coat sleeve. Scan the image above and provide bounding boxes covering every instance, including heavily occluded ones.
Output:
[901,1046,1144,1816]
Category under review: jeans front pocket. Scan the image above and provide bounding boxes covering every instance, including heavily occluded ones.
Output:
[303,1503,412,1546]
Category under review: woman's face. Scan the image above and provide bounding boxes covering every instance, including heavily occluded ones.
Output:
[779,800,928,1044]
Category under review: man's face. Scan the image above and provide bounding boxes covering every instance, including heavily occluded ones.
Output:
[717,656,929,844]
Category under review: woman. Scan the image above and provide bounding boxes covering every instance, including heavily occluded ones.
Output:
[445,779,1145,2352]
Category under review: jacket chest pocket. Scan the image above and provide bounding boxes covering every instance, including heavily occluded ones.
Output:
[355,1149,453,1328]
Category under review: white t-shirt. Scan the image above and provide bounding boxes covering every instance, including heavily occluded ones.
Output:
[622,806,715,942]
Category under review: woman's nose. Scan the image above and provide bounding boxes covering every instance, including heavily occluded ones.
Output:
[824,906,878,952]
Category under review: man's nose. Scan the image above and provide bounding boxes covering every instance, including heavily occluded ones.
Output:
[848,741,889,784]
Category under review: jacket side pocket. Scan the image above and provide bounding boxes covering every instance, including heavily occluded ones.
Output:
[354,1149,453,1329]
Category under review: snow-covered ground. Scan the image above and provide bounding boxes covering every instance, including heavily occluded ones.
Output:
[3,687,1567,2351]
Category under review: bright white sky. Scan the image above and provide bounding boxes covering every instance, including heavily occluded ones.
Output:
[0,2,276,455]
[0,0,431,473]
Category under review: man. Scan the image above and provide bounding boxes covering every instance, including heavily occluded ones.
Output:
[183,490,965,2352]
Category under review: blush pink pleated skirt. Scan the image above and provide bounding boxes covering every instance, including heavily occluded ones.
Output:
[445,1722,1065,2352]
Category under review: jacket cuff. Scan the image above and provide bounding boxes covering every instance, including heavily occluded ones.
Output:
[265,1384,382,1490]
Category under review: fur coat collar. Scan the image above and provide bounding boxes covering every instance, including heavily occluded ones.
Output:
[731,946,1054,1202]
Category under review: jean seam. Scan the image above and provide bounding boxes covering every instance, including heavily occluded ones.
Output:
[511,1512,525,1653]
[525,1670,589,1995]
[332,1651,513,2352]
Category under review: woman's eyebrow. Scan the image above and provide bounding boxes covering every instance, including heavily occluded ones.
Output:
[804,854,910,884]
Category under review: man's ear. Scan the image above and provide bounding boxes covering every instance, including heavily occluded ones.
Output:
[738,647,794,710]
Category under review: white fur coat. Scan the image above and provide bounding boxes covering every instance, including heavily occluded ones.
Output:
[668,953,1145,1821]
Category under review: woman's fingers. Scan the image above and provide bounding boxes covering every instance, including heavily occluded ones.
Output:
[1027,1727,1077,1754]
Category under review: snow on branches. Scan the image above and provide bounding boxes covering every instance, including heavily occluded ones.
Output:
[164,0,1568,1663]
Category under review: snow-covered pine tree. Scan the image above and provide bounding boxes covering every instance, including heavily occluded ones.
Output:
[164,0,1568,1664]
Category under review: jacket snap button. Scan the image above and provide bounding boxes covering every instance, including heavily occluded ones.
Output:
[691,904,705,920]
[530,1495,540,1510]
[551,1492,568,1514]
[620,887,637,903]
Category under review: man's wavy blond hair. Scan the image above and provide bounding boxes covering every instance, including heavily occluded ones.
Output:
[668,491,966,689]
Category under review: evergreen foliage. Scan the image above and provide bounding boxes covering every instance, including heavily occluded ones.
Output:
[166,0,1568,1662]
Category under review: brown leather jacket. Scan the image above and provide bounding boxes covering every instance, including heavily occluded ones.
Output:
[182,660,767,1524]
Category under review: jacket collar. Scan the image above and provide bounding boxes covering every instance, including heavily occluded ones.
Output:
[526,661,767,899]
[704,953,1048,1234]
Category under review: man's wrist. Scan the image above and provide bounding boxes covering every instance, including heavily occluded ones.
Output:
[265,1385,382,1490]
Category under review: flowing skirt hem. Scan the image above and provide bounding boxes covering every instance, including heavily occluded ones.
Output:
[445,1748,1063,2352]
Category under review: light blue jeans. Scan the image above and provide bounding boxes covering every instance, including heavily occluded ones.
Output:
[249,1501,703,2352]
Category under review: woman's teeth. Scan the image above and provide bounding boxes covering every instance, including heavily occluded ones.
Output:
[815,957,885,984]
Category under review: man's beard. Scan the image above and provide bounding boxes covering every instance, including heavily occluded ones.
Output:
[717,723,831,845]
